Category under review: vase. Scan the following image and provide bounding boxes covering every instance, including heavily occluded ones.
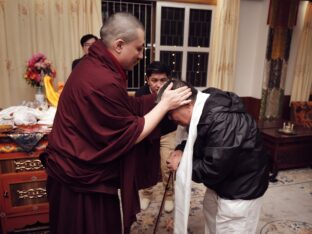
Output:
[35,85,45,105]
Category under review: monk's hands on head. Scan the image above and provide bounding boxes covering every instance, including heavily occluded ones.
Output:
[166,150,183,171]
[160,83,192,111]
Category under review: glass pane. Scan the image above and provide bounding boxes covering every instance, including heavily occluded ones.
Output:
[127,48,151,90]
[160,51,183,79]
[186,52,209,86]
[161,7,185,46]
[188,9,212,47]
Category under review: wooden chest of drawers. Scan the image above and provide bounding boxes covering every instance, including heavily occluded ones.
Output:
[261,127,312,170]
[0,131,49,234]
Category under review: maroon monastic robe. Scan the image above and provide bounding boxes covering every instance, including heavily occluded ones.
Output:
[45,40,160,233]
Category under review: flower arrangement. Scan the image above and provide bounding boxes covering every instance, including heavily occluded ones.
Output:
[24,52,56,87]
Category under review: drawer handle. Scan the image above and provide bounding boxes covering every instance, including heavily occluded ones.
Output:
[14,159,44,172]
[3,191,9,198]
[17,188,47,199]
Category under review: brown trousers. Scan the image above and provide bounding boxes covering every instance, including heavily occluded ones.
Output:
[141,130,176,201]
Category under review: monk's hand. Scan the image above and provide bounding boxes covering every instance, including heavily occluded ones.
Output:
[166,150,183,171]
[160,83,192,111]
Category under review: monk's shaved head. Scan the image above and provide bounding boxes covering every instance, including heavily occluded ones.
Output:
[100,12,144,47]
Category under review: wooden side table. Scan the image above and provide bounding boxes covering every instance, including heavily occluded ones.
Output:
[0,130,49,234]
[261,127,312,170]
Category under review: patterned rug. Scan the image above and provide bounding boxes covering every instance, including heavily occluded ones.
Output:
[131,168,312,234]
[7,168,312,233]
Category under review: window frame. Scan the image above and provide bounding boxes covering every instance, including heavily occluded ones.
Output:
[155,1,215,89]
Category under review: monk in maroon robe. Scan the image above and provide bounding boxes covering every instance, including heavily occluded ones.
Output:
[42,13,191,234]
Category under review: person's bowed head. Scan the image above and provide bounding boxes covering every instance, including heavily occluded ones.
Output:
[156,79,198,172]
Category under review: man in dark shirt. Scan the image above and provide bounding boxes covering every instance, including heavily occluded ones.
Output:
[135,61,177,213]
[71,34,98,70]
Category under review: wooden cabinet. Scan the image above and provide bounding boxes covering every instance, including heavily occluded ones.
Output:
[0,133,49,234]
[257,120,312,170]
[261,127,312,170]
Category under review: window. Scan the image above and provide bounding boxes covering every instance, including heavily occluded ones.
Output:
[102,1,215,90]
[155,2,215,88]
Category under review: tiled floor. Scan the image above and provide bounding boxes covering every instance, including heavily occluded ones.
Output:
[131,168,312,234]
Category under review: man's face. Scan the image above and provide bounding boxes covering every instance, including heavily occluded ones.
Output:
[82,38,97,55]
[168,103,193,127]
[147,73,169,93]
[119,28,145,71]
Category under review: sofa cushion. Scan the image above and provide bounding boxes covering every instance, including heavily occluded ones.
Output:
[291,101,312,128]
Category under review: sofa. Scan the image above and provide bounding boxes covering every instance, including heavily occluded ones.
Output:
[290,101,312,128]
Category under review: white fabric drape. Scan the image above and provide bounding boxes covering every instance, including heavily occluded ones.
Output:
[174,91,210,234]
[290,2,312,102]
[208,0,240,91]
[0,0,101,108]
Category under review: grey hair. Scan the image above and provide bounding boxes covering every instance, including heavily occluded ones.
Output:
[100,12,144,47]
[156,78,198,103]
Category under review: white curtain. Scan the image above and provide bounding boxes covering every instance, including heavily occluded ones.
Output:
[208,0,240,91]
[290,2,312,102]
[0,0,102,108]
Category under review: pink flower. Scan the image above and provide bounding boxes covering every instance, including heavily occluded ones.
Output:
[24,52,56,87]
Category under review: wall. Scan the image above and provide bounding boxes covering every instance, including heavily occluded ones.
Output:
[234,0,270,98]
[234,0,306,98]
[234,0,308,120]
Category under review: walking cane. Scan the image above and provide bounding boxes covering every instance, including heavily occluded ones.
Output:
[153,171,174,234]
